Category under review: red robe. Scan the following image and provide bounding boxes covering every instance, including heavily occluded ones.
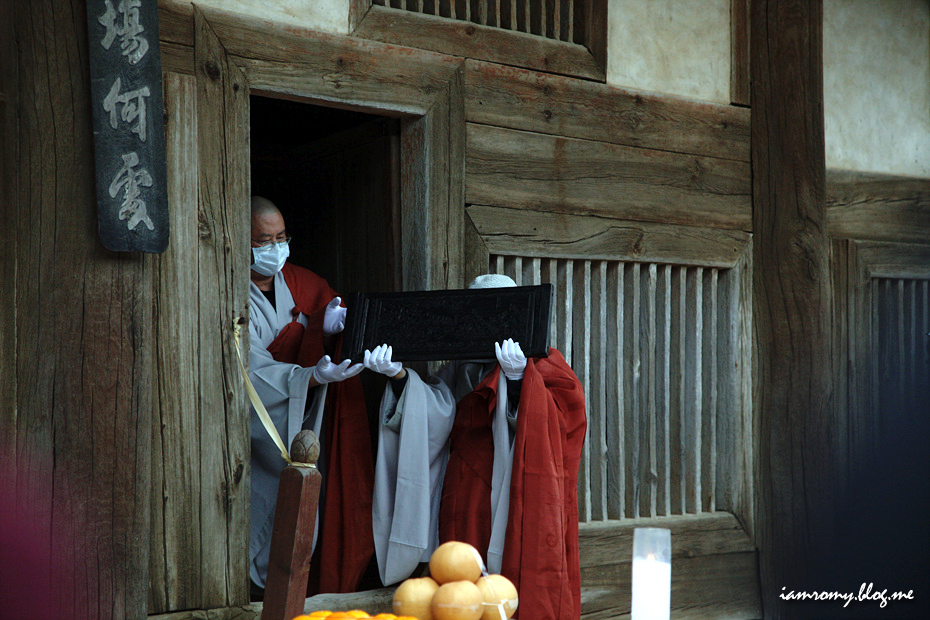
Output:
[264,262,374,594]
[439,349,587,620]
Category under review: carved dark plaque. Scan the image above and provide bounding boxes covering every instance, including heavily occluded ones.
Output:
[86,0,169,253]
[341,285,552,362]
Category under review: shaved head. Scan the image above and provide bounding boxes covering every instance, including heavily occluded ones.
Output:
[251,195,281,219]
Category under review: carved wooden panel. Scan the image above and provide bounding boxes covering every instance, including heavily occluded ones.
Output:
[341,285,552,362]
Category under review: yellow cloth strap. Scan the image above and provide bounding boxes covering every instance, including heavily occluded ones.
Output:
[233,322,315,469]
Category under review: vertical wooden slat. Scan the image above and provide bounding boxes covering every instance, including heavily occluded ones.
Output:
[670,266,685,515]
[896,280,905,402]
[524,0,531,33]
[560,259,574,367]
[573,260,592,522]
[627,263,642,517]
[702,269,719,512]
[642,264,658,518]
[553,0,561,40]
[683,267,703,513]
[591,261,608,520]
[544,259,558,349]
[607,262,625,519]
[657,265,672,516]
[870,279,881,453]
[918,280,930,402]
[541,0,548,38]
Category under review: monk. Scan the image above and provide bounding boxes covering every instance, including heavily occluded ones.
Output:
[248,196,374,597]
[364,274,587,619]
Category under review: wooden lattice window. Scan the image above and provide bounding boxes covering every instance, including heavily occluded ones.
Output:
[490,253,752,523]
[373,0,592,45]
[356,1,608,81]
[871,277,930,421]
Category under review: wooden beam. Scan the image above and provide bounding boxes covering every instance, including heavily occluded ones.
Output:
[466,205,751,267]
[195,6,465,116]
[354,4,605,82]
[751,1,836,617]
[466,124,751,231]
[827,169,930,244]
[465,59,751,162]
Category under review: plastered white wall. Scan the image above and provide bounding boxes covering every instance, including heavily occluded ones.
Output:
[173,0,349,35]
[824,0,930,178]
[606,0,731,104]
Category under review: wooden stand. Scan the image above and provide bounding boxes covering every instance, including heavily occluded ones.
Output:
[261,432,322,620]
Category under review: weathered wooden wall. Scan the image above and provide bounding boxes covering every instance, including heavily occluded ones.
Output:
[1,1,152,618]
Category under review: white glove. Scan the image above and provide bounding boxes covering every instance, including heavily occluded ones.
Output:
[312,355,363,384]
[495,338,526,380]
[364,344,403,378]
[323,297,347,335]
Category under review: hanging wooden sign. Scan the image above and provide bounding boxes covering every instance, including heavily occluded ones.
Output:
[86,0,169,253]
[341,284,553,362]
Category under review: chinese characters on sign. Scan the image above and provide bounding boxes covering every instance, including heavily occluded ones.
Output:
[87,0,168,252]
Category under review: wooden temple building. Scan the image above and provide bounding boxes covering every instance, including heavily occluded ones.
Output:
[1,1,928,618]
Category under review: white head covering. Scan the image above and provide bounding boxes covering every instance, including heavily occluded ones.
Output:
[468,274,517,289]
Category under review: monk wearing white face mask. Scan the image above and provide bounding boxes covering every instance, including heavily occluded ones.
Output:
[247,196,374,599]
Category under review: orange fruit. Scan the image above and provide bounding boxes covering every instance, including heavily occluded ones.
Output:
[476,574,518,620]
[307,613,333,618]
[372,615,398,619]
[431,580,483,620]
[428,542,483,585]
[346,612,371,618]
[394,576,440,620]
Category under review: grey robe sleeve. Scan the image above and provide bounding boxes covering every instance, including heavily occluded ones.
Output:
[372,370,457,585]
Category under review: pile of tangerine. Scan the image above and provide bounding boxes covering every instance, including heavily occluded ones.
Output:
[294,612,416,620]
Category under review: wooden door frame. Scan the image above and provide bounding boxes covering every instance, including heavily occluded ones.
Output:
[160,2,465,294]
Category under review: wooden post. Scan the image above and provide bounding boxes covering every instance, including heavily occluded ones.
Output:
[751,1,836,618]
[262,431,324,620]
[1,2,152,618]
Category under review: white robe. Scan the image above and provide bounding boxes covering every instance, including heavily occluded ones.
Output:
[248,272,326,589]
[373,361,518,585]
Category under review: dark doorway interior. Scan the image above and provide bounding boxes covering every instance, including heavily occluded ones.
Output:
[250,97,402,525]
[250,95,401,297]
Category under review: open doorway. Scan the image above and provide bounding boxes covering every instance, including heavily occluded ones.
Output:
[250,96,403,485]
[250,95,402,297]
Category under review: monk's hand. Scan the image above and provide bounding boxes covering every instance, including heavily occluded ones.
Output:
[364,344,405,379]
[323,296,346,335]
[496,338,526,380]
[312,354,363,384]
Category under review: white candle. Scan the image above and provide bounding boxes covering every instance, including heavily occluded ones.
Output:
[631,528,671,620]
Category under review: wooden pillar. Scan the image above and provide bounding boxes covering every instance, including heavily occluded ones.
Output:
[1,1,152,618]
[751,1,836,618]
